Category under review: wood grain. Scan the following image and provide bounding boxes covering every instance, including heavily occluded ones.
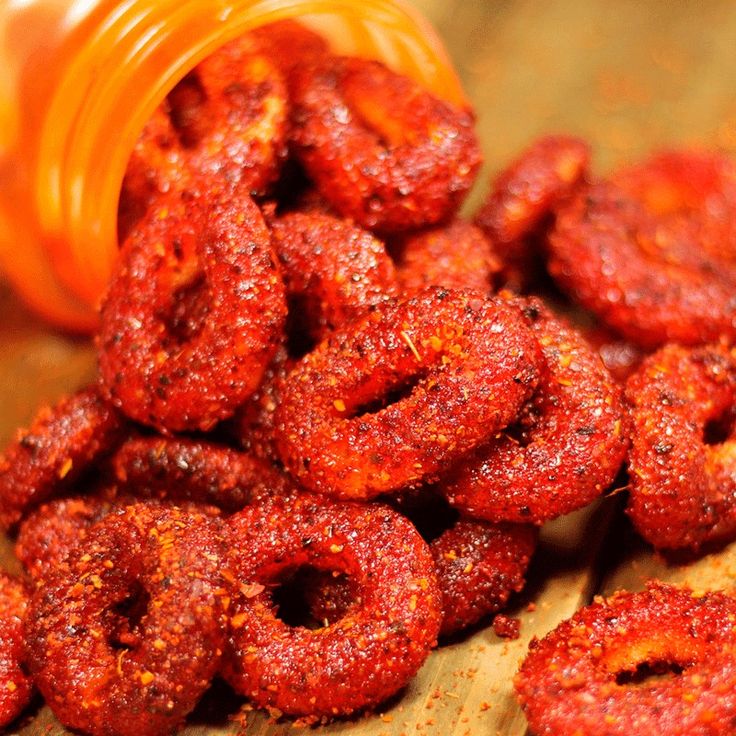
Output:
[3,1,736,734]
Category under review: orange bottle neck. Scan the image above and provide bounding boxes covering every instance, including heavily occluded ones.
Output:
[0,0,465,332]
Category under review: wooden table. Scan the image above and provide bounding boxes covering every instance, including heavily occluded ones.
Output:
[4,1,736,733]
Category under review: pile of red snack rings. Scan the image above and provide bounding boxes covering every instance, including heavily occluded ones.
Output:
[2,18,736,736]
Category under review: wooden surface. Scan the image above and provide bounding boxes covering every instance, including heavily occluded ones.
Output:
[4,1,736,734]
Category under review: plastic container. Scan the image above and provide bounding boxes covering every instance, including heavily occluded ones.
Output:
[0,0,466,331]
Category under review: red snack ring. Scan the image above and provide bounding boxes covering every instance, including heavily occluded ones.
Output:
[236,207,400,456]
[298,497,537,638]
[223,494,442,718]
[16,495,115,582]
[476,135,591,245]
[167,35,289,194]
[612,149,736,265]
[391,219,501,295]
[515,583,736,736]
[99,191,286,433]
[109,435,292,512]
[548,178,736,349]
[118,34,289,241]
[16,494,223,582]
[432,518,537,638]
[268,210,399,346]
[0,573,32,728]
[441,297,628,524]
[233,344,290,461]
[474,135,590,291]
[25,503,229,736]
[625,343,736,550]
[249,19,330,77]
[118,107,189,243]
[289,56,481,232]
[274,287,543,499]
[0,386,124,529]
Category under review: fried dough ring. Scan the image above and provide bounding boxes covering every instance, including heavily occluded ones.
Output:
[118,107,189,243]
[109,436,292,512]
[432,518,537,637]
[223,494,441,717]
[237,210,399,457]
[290,56,481,232]
[391,219,501,295]
[548,177,736,348]
[475,135,590,291]
[0,387,123,529]
[25,503,229,736]
[16,495,115,582]
[99,192,286,433]
[625,343,736,550]
[16,494,223,582]
[118,35,289,240]
[268,210,399,346]
[168,35,289,194]
[441,297,628,524]
[515,583,736,736]
[274,288,542,499]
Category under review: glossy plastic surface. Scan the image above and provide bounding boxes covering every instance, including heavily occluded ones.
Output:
[0,0,465,331]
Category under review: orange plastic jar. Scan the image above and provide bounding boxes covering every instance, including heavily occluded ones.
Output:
[0,0,465,332]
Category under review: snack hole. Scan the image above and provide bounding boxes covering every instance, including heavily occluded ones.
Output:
[108,582,151,650]
[285,293,317,360]
[350,373,427,418]
[703,406,736,446]
[615,659,685,686]
[272,565,357,630]
[164,271,210,345]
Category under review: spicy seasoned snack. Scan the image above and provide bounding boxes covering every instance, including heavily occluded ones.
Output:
[0,386,124,530]
[223,494,441,718]
[391,219,501,295]
[119,34,289,241]
[118,107,190,244]
[25,503,229,736]
[274,287,543,499]
[612,149,736,267]
[625,343,736,550]
[268,210,399,346]
[474,135,590,291]
[431,518,537,637]
[13,9,736,732]
[249,19,330,77]
[441,297,628,524]
[166,35,289,193]
[515,583,736,736]
[289,56,481,232]
[236,208,401,455]
[98,192,286,433]
[0,573,32,728]
[15,495,116,581]
[16,495,224,583]
[110,435,292,512]
[548,178,736,349]
[291,493,537,638]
